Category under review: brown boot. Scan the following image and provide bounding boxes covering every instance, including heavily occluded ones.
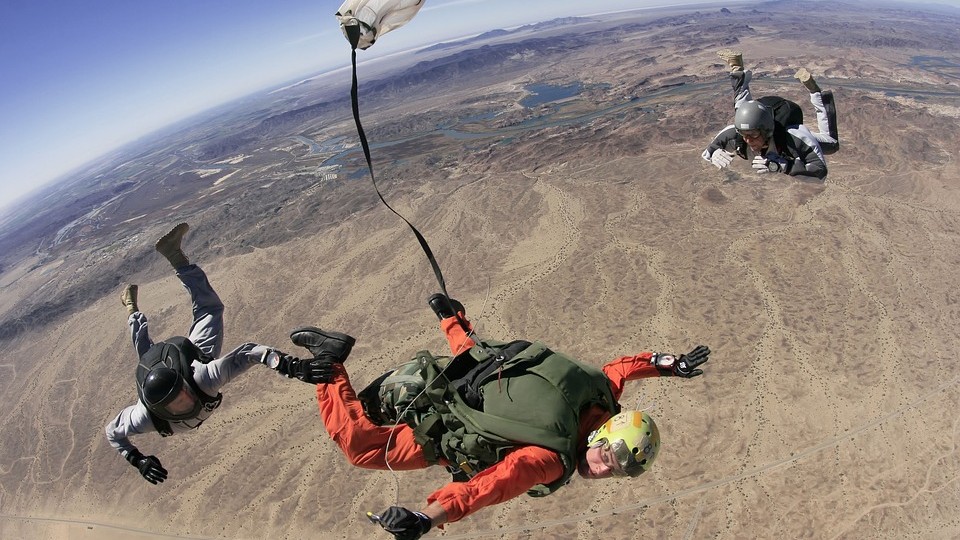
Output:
[794,67,821,93]
[717,49,744,72]
[120,284,139,315]
[155,223,190,269]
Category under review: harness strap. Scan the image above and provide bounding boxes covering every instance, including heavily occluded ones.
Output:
[411,413,443,464]
[454,340,532,409]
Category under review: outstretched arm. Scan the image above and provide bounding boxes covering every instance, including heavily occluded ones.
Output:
[373,445,564,538]
[196,342,298,393]
[602,352,660,400]
[603,345,711,398]
[424,446,563,522]
[703,126,740,169]
[105,404,168,484]
[105,404,151,459]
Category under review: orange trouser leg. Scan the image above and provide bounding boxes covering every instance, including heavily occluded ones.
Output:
[316,364,430,470]
[441,314,475,356]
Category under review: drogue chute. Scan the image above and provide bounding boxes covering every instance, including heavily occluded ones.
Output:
[335,0,425,50]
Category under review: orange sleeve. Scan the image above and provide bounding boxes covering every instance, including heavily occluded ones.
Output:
[426,445,564,523]
[441,314,475,355]
[316,364,430,470]
[602,353,660,400]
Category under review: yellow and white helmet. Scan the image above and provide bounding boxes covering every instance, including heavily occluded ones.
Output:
[588,410,660,477]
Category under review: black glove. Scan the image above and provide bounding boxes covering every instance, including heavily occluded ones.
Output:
[651,345,710,378]
[277,354,337,384]
[125,450,167,484]
[276,354,300,377]
[378,506,432,540]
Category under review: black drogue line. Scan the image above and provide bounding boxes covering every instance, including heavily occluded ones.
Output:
[343,22,471,334]
[342,22,486,501]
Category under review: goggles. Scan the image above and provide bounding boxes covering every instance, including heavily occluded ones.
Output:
[607,438,647,478]
[737,128,764,141]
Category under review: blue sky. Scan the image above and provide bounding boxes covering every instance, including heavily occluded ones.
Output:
[1,0,958,211]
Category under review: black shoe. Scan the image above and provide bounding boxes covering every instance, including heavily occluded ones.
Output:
[427,293,465,320]
[289,326,356,363]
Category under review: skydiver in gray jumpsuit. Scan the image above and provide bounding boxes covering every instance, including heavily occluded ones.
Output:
[105,223,353,484]
[702,50,839,180]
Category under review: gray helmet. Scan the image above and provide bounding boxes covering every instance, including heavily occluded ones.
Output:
[733,100,774,141]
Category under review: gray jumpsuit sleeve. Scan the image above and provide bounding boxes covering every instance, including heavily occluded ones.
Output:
[105,402,154,460]
[702,125,740,161]
[193,342,281,395]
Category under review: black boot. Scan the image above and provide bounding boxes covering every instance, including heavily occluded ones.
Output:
[289,327,356,363]
[427,293,465,320]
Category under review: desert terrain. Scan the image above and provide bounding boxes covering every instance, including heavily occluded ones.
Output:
[2,1,960,538]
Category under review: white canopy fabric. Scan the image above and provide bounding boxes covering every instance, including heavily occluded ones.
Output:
[336,0,426,50]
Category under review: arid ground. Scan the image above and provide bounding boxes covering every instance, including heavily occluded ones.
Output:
[2,1,959,538]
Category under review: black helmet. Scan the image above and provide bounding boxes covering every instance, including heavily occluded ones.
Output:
[140,367,201,421]
[734,100,774,141]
